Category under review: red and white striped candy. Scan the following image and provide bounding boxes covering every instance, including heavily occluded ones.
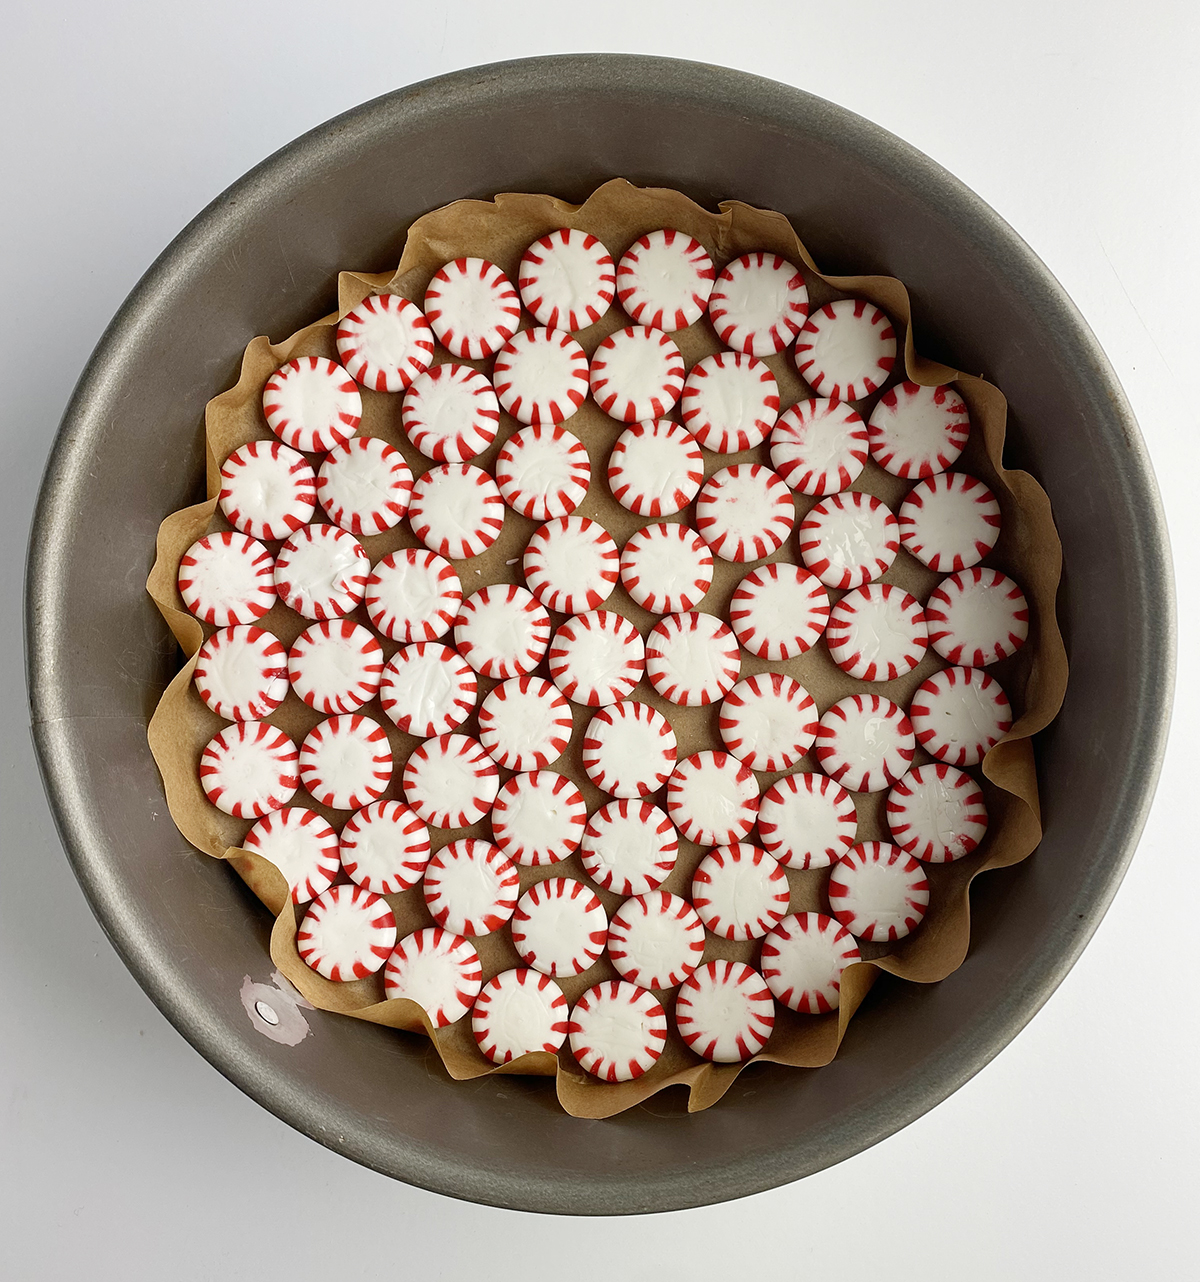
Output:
[619,522,713,615]
[316,436,414,535]
[793,299,896,401]
[709,252,809,356]
[798,491,898,590]
[815,694,915,793]
[616,228,715,331]
[423,258,520,360]
[828,841,930,943]
[694,464,795,562]
[262,357,361,455]
[718,673,818,772]
[581,701,677,800]
[680,352,779,453]
[675,961,775,1062]
[867,382,971,479]
[273,524,368,621]
[886,764,988,863]
[495,424,590,520]
[491,770,587,867]
[335,293,434,393]
[666,750,758,847]
[423,839,519,936]
[298,714,392,811]
[589,325,685,423]
[607,892,705,990]
[219,440,316,541]
[606,419,703,518]
[568,981,667,1082]
[925,568,1029,667]
[408,463,504,560]
[243,807,340,903]
[909,667,1012,768]
[518,228,615,332]
[511,877,608,977]
[580,799,678,897]
[493,328,589,427]
[898,472,1001,572]
[400,364,500,462]
[452,584,550,679]
[402,732,499,829]
[193,625,289,722]
[379,642,477,738]
[761,913,861,1014]
[645,611,740,707]
[199,721,298,818]
[477,675,572,772]
[288,619,384,715]
[471,968,570,1063]
[769,397,869,496]
[178,532,276,627]
[384,927,482,1026]
[727,562,829,661]
[690,844,790,941]
[338,800,431,894]
[522,516,619,615]
[548,610,644,707]
[364,548,462,642]
[757,772,857,869]
[296,884,396,982]
[825,583,929,682]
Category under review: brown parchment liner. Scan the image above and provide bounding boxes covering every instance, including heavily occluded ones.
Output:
[146,180,1067,1118]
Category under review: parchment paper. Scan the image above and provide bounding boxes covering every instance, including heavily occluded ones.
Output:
[146,179,1067,1117]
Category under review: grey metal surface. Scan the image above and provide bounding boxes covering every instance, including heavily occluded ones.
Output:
[24,54,1174,1215]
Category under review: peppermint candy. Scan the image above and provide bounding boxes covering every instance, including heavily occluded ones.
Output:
[616,228,715,331]
[243,807,340,903]
[580,799,678,897]
[581,701,677,800]
[423,839,519,936]
[493,327,589,426]
[793,299,897,401]
[364,548,462,642]
[218,440,316,541]
[679,352,780,453]
[518,228,615,332]
[490,770,587,868]
[495,424,590,520]
[886,764,988,863]
[568,981,668,1082]
[423,257,520,360]
[757,772,857,869]
[402,732,499,829]
[262,357,361,454]
[761,913,861,1013]
[477,675,573,771]
[694,463,795,562]
[828,842,930,942]
[645,611,740,707]
[401,364,501,462]
[797,491,898,590]
[193,625,289,722]
[769,397,869,496]
[548,610,644,706]
[690,844,790,941]
[178,532,276,627]
[297,884,396,982]
[718,673,819,772]
[925,568,1029,667]
[589,325,685,422]
[298,714,393,811]
[867,382,971,479]
[607,419,703,518]
[471,968,570,1063]
[675,961,775,1062]
[522,516,619,615]
[708,252,808,356]
[666,750,758,847]
[316,436,413,535]
[338,800,431,894]
[287,619,384,715]
[898,472,1002,572]
[452,584,550,679]
[199,721,297,818]
[607,892,705,990]
[619,522,713,615]
[408,463,505,560]
[378,642,477,738]
[909,667,1012,768]
[815,694,915,793]
[384,927,482,1026]
[727,562,829,660]
[825,583,929,682]
[335,293,434,393]
[273,524,369,620]
[511,877,608,977]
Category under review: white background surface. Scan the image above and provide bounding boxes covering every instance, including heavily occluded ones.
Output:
[1,2,1196,1277]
